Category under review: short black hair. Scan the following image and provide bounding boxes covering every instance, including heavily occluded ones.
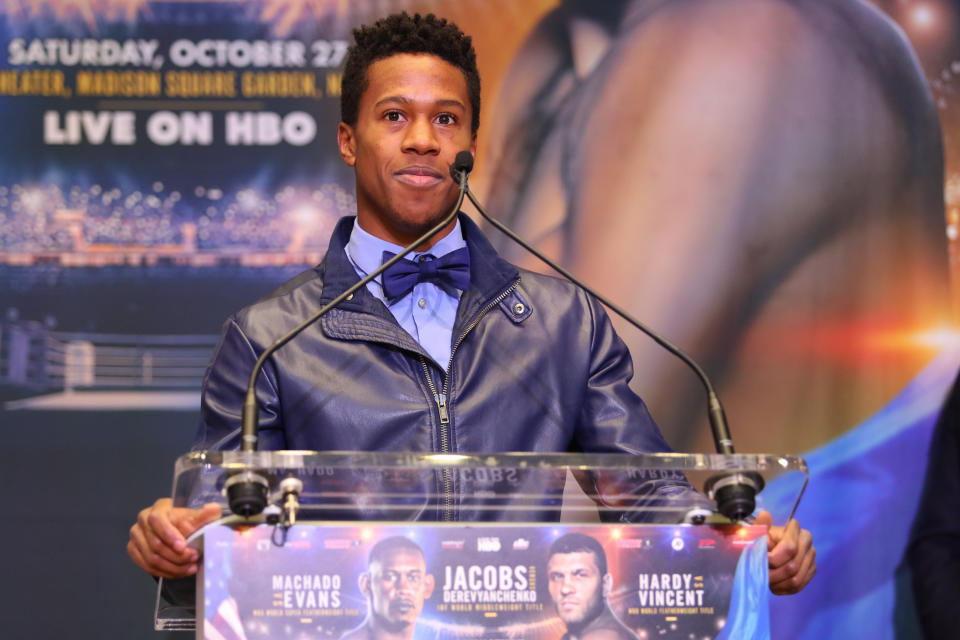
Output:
[368,535,425,567]
[341,12,481,133]
[548,532,608,576]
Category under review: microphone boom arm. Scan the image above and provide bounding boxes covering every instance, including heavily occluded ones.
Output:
[461,181,760,521]
[228,171,469,517]
[463,187,735,455]
[241,179,468,452]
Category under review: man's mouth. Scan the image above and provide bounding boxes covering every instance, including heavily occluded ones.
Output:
[394,166,444,187]
[393,598,415,613]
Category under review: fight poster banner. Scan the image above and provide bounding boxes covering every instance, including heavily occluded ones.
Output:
[0,3,357,265]
[199,523,768,640]
[0,2,361,413]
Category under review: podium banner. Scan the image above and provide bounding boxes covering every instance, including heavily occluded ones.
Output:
[200,523,768,640]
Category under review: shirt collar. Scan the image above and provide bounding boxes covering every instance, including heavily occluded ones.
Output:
[345,218,467,279]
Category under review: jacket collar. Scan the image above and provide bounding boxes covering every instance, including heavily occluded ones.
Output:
[316,216,378,312]
[456,213,521,327]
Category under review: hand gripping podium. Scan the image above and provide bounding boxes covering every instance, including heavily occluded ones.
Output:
[155,451,807,640]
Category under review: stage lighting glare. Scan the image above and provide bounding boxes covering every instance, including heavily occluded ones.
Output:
[912,4,935,30]
[865,324,960,353]
[910,326,960,349]
[20,188,48,214]
[291,204,319,227]
[428,454,470,463]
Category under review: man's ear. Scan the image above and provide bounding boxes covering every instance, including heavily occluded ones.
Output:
[602,572,613,599]
[423,573,435,599]
[469,132,477,159]
[358,572,371,598]
[338,122,357,167]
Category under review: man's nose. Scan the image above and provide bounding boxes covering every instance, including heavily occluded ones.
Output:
[403,116,439,154]
[560,578,575,595]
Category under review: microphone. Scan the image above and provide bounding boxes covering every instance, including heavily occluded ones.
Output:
[227,160,470,517]
[456,156,760,521]
[450,151,474,183]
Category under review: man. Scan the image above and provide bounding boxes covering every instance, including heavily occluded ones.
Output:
[127,12,814,597]
[341,536,435,640]
[547,532,637,640]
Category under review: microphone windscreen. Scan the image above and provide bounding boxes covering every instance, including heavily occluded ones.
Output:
[454,151,474,173]
[450,151,474,182]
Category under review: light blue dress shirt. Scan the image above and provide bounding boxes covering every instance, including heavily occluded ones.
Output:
[344,219,466,368]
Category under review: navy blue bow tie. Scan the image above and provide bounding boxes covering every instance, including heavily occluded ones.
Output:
[381,247,471,301]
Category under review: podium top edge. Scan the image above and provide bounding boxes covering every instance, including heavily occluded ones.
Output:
[174,450,808,473]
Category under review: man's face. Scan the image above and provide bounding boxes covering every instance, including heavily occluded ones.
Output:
[547,551,607,627]
[337,53,477,247]
[363,549,435,632]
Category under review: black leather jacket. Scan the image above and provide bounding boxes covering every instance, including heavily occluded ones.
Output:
[194,215,692,521]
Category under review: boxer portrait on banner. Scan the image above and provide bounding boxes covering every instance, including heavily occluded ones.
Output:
[547,532,638,640]
[127,11,815,599]
[341,536,436,640]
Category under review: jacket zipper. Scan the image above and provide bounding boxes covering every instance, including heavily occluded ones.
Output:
[419,279,520,520]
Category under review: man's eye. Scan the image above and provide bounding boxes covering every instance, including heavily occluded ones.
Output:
[385,111,403,122]
[436,113,456,125]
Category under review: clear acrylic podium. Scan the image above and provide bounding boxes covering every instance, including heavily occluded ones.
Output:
[155,450,807,638]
